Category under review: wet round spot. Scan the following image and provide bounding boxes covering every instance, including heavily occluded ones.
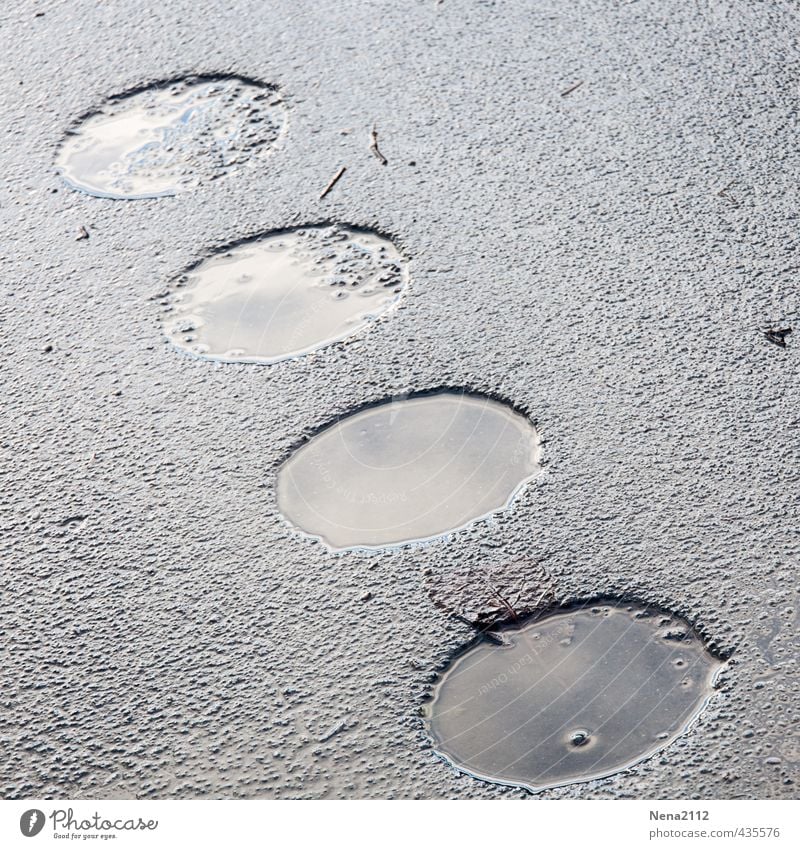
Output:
[163,225,408,363]
[56,76,286,199]
[423,601,722,792]
[276,392,540,550]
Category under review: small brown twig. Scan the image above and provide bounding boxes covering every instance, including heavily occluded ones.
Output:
[506,581,529,613]
[718,181,740,207]
[482,578,519,622]
[370,125,388,165]
[320,166,346,200]
[560,80,584,97]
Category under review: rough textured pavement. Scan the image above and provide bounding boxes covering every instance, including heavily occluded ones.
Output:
[1,0,798,799]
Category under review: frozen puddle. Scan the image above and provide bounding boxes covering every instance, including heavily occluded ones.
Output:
[164,225,408,363]
[276,392,541,550]
[424,602,722,792]
[56,76,286,198]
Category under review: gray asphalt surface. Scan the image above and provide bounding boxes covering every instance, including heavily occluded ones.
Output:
[1,0,798,799]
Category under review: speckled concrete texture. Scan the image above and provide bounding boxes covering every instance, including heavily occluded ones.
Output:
[0,0,797,799]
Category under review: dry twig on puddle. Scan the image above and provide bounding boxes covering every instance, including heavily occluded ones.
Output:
[560,80,584,97]
[370,125,388,165]
[319,165,346,199]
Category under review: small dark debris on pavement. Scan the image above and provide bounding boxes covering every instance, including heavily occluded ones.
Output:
[320,165,346,199]
[370,125,388,165]
[561,80,584,97]
[718,182,740,207]
[763,327,792,348]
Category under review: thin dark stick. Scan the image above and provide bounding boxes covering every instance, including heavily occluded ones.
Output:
[483,579,519,622]
[718,182,740,207]
[320,166,346,199]
[370,125,388,165]
[560,80,584,97]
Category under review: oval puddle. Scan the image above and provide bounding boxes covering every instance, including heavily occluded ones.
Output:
[56,76,286,199]
[163,225,408,363]
[423,601,722,792]
[276,392,541,551]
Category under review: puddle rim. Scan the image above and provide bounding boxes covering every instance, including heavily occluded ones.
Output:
[420,595,730,795]
[274,387,543,553]
[54,72,289,201]
[274,385,541,469]
[161,220,413,365]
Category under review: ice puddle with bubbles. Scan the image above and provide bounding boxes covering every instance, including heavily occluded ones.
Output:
[56,76,286,199]
[163,225,408,363]
[423,601,723,792]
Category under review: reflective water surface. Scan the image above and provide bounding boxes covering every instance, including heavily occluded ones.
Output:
[163,225,407,362]
[276,392,541,550]
[56,76,286,198]
[424,602,722,792]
